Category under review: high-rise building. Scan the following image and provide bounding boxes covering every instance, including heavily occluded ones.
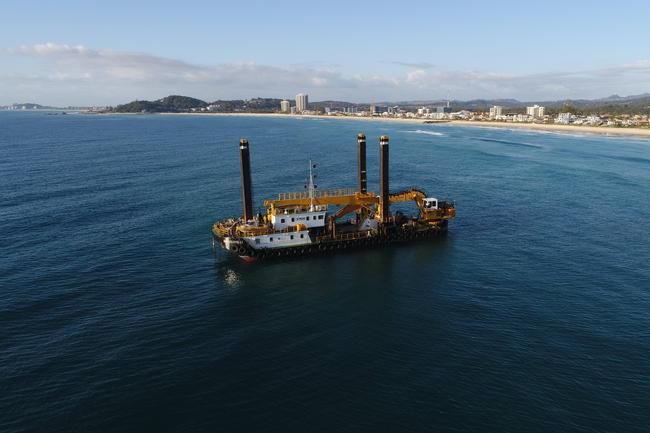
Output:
[489,105,503,118]
[280,100,290,113]
[295,93,308,112]
[526,105,545,118]
[371,105,389,115]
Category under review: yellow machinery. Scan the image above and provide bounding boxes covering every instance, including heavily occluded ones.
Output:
[388,189,456,222]
[262,187,454,224]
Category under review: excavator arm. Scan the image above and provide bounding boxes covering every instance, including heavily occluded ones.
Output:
[389,188,427,207]
[389,188,455,221]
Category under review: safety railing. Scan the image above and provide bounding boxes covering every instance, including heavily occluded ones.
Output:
[275,188,356,201]
[315,230,375,243]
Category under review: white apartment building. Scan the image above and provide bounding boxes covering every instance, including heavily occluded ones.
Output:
[295,93,309,112]
[586,115,603,126]
[526,104,545,118]
[489,105,503,118]
[280,100,290,113]
[556,112,572,124]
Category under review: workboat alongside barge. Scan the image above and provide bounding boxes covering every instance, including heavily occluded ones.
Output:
[212,134,455,261]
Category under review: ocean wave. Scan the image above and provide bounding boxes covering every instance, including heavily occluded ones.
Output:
[408,129,445,136]
[477,137,543,149]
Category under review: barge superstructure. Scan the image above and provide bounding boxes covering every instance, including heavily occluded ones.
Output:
[212,134,455,261]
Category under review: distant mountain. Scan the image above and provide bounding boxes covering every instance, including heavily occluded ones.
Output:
[533,95,650,115]
[376,98,521,108]
[311,100,367,109]
[428,95,650,115]
[593,93,650,102]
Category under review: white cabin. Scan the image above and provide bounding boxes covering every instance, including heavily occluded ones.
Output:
[422,198,438,210]
[271,210,327,230]
[243,230,312,249]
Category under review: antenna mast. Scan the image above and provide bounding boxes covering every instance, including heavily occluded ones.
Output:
[308,159,316,211]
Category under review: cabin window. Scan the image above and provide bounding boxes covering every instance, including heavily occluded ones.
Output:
[290,235,294,240]
[318,215,324,220]
[306,216,310,221]
[291,217,295,222]
[300,234,304,238]
[255,238,260,244]
[270,237,273,242]
[281,218,285,223]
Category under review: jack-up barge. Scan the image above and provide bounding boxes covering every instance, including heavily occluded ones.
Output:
[212,134,455,261]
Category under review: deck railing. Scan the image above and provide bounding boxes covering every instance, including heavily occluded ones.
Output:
[315,230,375,243]
[275,188,355,201]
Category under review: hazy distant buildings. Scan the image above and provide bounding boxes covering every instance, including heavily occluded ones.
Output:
[436,101,452,114]
[295,93,308,112]
[526,104,545,118]
[556,112,572,124]
[585,115,603,126]
[370,105,389,115]
[280,100,290,113]
[489,105,503,118]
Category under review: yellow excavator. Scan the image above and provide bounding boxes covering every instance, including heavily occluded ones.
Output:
[388,189,456,222]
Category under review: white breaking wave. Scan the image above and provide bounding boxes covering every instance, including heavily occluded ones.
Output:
[408,129,445,136]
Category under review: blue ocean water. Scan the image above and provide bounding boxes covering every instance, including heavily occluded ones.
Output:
[1,111,649,432]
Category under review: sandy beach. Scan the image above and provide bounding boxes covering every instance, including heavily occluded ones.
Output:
[447,120,650,139]
[156,112,650,139]
[167,111,426,125]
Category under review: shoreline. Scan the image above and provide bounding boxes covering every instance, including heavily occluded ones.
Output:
[101,111,650,139]
[447,120,650,139]
[161,111,429,124]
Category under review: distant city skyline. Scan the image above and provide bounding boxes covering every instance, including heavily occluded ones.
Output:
[2,0,650,106]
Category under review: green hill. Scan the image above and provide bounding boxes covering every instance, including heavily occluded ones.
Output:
[201,98,285,112]
[114,95,207,113]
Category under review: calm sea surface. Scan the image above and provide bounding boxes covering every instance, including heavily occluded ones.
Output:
[1,112,649,432]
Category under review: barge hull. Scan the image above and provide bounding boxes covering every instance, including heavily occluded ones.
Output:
[215,222,448,261]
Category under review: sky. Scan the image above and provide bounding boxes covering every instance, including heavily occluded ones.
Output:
[1,0,650,106]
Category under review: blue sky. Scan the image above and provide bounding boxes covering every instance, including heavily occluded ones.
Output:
[2,0,650,105]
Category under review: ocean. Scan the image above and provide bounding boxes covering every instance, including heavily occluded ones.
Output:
[1,111,649,432]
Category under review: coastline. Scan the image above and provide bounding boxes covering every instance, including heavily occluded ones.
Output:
[447,120,650,138]
[119,111,650,139]
[161,111,428,124]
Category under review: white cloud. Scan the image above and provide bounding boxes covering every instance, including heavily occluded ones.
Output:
[11,42,89,56]
[391,61,436,69]
[2,42,650,106]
